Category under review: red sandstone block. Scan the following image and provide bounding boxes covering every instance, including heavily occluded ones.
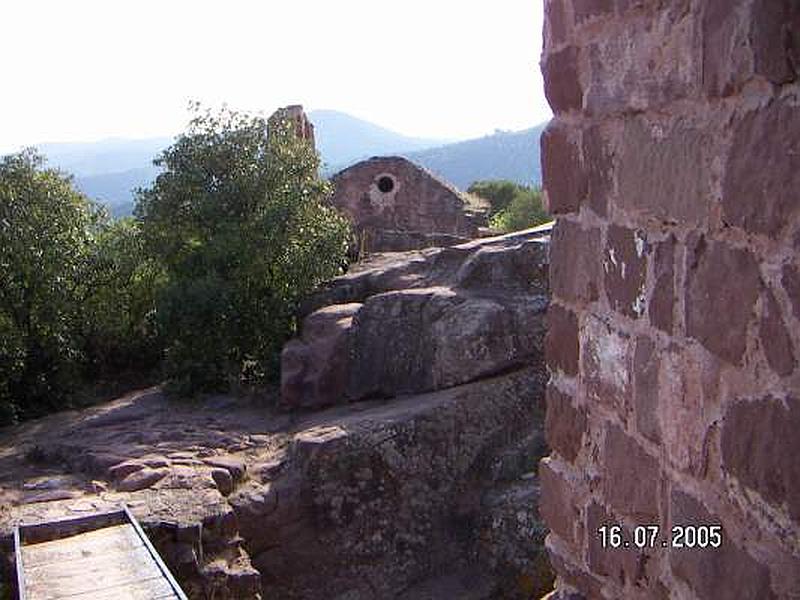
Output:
[670,490,776,600]
[750,0,799,85]
[722,99,800,239]
[782,263,800,321]
[685,237,760,365]
[604,224,648,319]
[759,288,797,376]
[581,124,612,218]
[702,0,750,97]
[586,502,645,588]
[582,314,631,416]
[547,550,605,599]
[617,117,711,225]
[550,219,601,305]
[632,335,661,443]
[539,458,581,545]
[545,0,568,48]
[648,235,675,334]
[721,395,800,522]
[546,303,580,376]
[603,425,659,521]
[573,0,614,24]
[542,122,587,215]
[584,8,700,116]
[542,46,584,113]
[545,385,587,461]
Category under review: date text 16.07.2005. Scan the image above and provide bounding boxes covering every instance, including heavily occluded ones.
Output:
[597,525,722,549]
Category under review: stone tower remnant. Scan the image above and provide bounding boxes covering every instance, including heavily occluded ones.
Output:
[540,0,800,598]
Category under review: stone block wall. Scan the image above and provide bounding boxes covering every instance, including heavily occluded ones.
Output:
[540,1,799,598]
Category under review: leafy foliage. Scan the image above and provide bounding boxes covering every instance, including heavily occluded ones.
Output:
[136,106,351,395]
[468,179,550,233]
[0,150,102,422]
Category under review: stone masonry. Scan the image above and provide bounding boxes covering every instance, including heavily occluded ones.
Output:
[540,1,799,599]
[330,156,482,253]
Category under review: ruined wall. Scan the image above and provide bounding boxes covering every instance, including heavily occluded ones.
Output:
[330,156,481,253]
[540,1,799,598]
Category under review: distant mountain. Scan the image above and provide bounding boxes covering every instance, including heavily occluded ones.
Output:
[40,137,173,177]
[405,126,546,190]
[309,110,452,168]
[19,112,544,217]
[75,166,161,217]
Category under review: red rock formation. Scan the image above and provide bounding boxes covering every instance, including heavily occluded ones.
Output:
[540,1,800,598]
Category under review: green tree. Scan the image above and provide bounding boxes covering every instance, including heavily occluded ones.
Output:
[136,106,350,394]
[469,179,550,233]
[82,217,164,375]
[0,150,102,422]
[467,180,520,217]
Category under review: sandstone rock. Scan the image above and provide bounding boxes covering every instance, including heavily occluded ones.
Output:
[723,99,800,239]
[542,121,586,215]
[542,46,583,113]
[632,336,661,443]
[604,224,648,319]
[539,459,580,546]
[549,219,600,305]
[586,502,644,587]
[280,303,361,410]
[546,303,579,376]
[545,386,586,462]
[117,467,169,492]
[759,288,796,376]
[670,490,776,600]
[581,123,612,217]
[649,235,676,334]
[108,460,145,480]
[603,425,659,521]
[721,395,800,521]
[685,238,760,365]
[280,228,550,410]
[618,118,711,225]
[203,456,246,481]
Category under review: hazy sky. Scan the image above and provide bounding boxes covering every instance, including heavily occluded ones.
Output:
[0,1,551,152]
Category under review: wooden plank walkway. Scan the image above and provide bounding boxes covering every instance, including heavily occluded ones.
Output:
[14,507,187,600]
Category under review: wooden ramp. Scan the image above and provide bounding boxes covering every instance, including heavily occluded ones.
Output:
[14,507,187,600]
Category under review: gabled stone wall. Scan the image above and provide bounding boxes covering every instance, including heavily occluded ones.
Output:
[330,156,481,253]
[540,1,799,598]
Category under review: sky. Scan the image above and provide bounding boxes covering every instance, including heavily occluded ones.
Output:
[0,0,551,153]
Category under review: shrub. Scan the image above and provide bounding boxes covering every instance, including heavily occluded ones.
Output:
[135,106,351,395]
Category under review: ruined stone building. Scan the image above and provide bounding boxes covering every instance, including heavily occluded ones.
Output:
[269,104,316,147]
[330,156,485,253]
[540,1,799,598]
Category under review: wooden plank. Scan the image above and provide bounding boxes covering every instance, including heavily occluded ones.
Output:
[14,526,27,600]
[53,576,177,600]
[15,506,186,600]
[23,544,166,599]
[21,524,143,568]
[19,510,127,545]
[124,506,188,600]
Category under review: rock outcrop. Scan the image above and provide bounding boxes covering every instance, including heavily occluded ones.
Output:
[1,225,554,599]
[281,226,550,411]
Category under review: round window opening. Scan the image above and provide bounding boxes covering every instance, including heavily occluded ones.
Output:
[377,176,395,193]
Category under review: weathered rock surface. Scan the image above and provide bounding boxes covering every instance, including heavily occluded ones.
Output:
[281,226,550,411]
[1,225,552,599]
